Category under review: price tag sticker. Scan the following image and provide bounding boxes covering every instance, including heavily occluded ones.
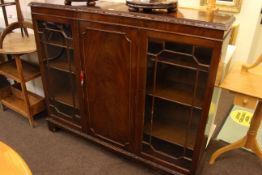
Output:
[230,110,253,127]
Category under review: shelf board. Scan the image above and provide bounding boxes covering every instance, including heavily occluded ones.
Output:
[142,135,193,171]
[144,118,198,150]
[149,51,209,72]
[48,58,75,74]
[1,87,45,118]
[0,60,40,82]
[147,86,203,109]
[42,39,73,49]
[54,90,79,109]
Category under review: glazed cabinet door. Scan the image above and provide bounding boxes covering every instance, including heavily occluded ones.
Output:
[33,17,84,130]
[80,22,138,151]
[141,31,222,174]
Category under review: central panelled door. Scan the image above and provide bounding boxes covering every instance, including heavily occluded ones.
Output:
[80,22,138,152]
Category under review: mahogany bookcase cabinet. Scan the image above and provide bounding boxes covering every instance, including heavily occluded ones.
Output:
[30,2,234,175]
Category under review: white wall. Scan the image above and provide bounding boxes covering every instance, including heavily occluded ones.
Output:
[249,15,262,63]
[232,0,262,63]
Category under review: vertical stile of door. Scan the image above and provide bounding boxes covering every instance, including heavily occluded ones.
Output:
[65,25,77,118]
[183,45,199,156]
[148,44,159,144]
[41,23,53,102]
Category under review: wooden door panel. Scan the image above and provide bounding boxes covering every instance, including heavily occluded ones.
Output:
[80,23,136,150]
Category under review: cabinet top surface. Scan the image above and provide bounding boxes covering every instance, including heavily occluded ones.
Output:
[30,1,235,31]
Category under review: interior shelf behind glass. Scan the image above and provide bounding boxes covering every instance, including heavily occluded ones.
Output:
[38,21,73,48]
[144,97,201,150]
[147,62,208,109]
[147,39,212,72]
[142,97,201,170]
[44,44,75,74]
[46,68,79,120]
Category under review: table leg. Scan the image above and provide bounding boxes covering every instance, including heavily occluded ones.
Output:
[245,101,262,158]
[15,55,35,127]
[209,101,262,164]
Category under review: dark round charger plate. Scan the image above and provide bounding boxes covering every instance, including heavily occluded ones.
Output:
[64,0,97,6]
[126,0,178,13]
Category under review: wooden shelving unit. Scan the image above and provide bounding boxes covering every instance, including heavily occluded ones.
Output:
[0,33,45,127]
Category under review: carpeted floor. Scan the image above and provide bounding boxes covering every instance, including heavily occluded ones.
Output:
[0,91,261,175]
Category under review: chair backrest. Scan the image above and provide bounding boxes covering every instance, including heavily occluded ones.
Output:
[0,0,32,48]
[0,0,16,27]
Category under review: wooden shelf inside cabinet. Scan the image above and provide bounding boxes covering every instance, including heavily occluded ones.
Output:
[148,51,209,72]
[0,60,40,82]
[147,87,203,109]
[55,89,79,108]
[144,118,198,150]
[47,58,75,73]
[142,136,193,171]
[42,38,73,50]
[1,86,45,117]
[46,40,73,49]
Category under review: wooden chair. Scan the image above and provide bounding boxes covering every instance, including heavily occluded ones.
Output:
[0,0,33,48]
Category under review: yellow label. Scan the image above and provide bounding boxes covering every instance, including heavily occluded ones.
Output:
[230,110,253,127]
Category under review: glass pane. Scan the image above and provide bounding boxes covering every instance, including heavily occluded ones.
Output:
[143,98,195,169]
[155,63,197,108]
[194,47,212,65]
[45,45,75,74]
[143,38,212,170]
[46,68,80,119]
[37,20,80,121]
[165,41,193,54]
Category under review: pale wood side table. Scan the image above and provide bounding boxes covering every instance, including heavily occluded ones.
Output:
[209,55,262,164]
